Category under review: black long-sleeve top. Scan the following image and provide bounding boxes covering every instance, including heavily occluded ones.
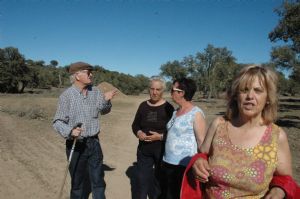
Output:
[132,100,174,152]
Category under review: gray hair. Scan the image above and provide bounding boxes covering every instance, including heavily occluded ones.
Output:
[70,74,76,84]
[149,76,166,91]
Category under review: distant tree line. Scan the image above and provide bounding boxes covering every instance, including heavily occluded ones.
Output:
[159,43,299,98]
[0,0,299,96]
[0,47,149,95]
[160,0,300,98]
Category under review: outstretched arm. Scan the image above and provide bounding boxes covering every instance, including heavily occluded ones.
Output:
[98,90,116,115]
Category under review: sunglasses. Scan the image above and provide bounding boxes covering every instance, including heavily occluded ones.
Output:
[171,87,184,93]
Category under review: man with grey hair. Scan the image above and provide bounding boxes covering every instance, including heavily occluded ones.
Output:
[132,76,174,199]
[53,61,117,199]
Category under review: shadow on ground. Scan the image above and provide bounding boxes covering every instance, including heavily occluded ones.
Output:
[279,98,300,103]
[279,104,300,112]
[103,163,115,171]
[276,119,300,128]
[126,162,138,199]
[276,115,300,129]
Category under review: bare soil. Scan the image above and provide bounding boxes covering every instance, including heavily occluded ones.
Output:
[0,92,299,199]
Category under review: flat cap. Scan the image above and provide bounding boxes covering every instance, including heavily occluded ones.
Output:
[69,62,93,74]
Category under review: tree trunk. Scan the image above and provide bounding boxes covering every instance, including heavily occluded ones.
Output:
[58,74,62,88]
[17,81,25,93]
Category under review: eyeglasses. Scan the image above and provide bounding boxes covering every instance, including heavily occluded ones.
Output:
[77,70,92,76]
[171,87,184,93]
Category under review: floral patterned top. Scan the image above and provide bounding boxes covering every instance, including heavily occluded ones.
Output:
[163,106,205,166]
[206,122,279,199]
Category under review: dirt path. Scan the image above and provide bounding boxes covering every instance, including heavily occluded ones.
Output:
[100,96,145,199]
[0,95,146,199]
[0,112,65,199]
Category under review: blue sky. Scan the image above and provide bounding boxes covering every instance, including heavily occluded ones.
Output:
[1,0,283,77]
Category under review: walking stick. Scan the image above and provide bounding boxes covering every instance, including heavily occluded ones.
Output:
[57,123,82,199]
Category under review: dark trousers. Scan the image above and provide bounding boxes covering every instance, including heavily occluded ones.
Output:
[136,145,163,199]
[66,137,106,199]
[159,161,186,199]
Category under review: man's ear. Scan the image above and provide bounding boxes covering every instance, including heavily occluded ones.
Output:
[75,74,80,81]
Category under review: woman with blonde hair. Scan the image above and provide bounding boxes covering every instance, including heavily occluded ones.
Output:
[181,65,299,198]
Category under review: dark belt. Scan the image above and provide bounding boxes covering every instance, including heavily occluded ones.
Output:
[77,134,98,142]
[67,134,98,143]
[66,135,99,150]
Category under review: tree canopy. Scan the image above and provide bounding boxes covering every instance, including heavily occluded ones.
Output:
[269,0,300,53]
[160,44,239,98]
[0,47,29,93]
[0,47,149,94]
[269,0,300,95]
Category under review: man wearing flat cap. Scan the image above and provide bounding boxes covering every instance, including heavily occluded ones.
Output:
[53,61,117,199]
